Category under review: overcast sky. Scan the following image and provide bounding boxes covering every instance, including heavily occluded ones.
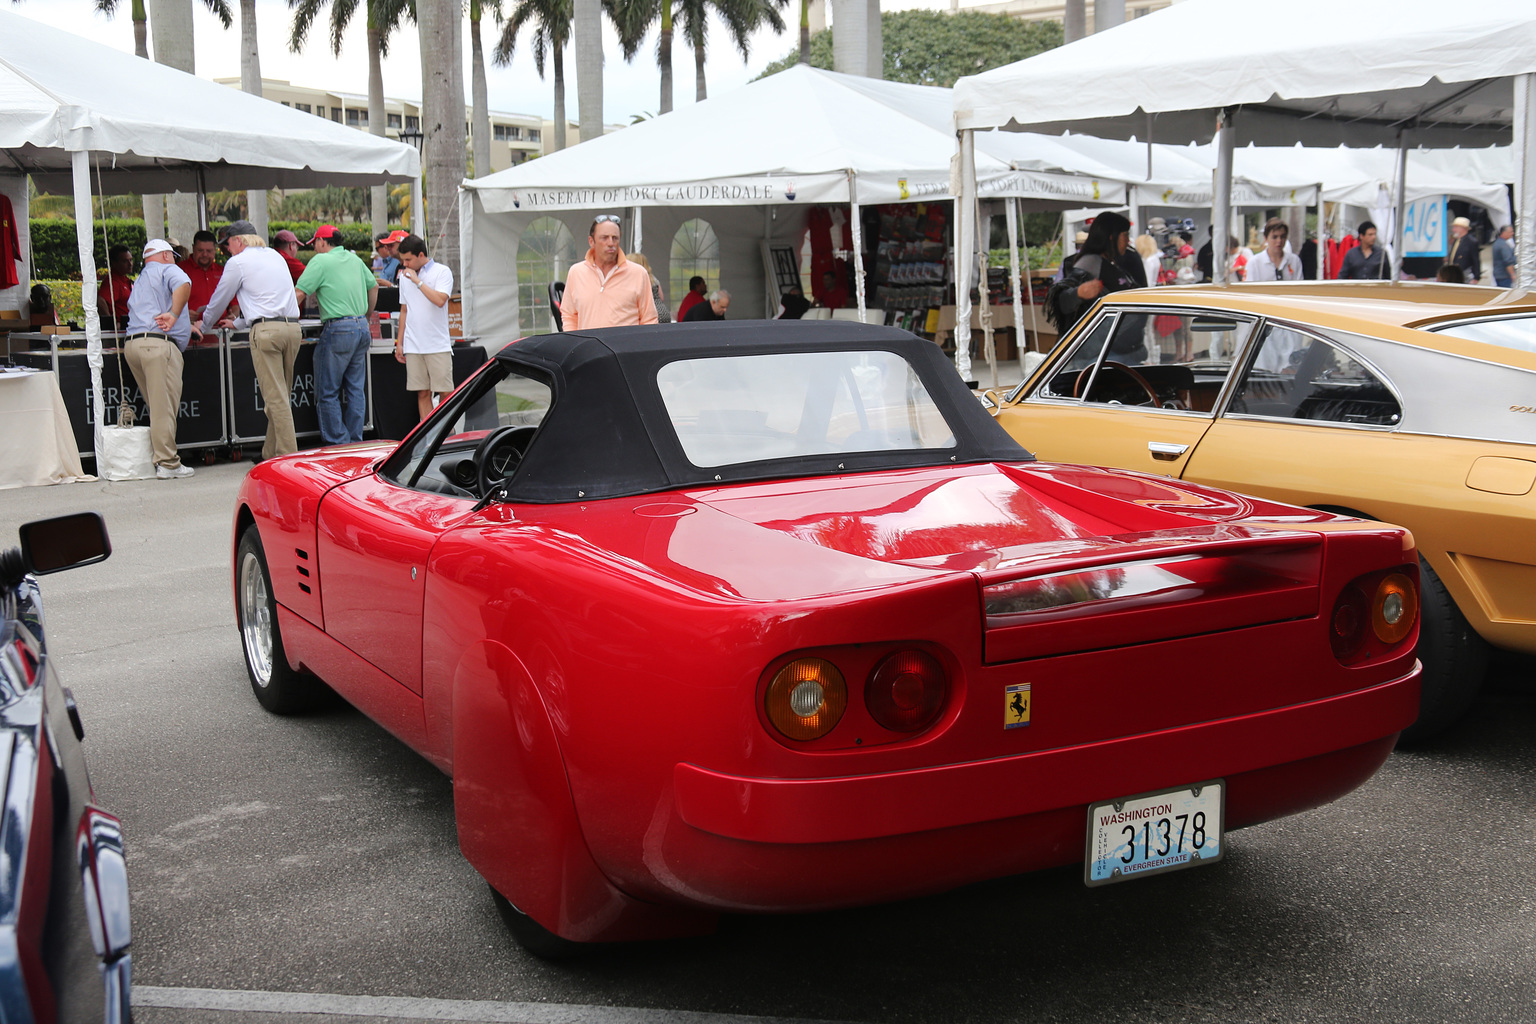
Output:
[9,0,952,126]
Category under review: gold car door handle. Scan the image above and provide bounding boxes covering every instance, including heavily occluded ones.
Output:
[1148,441,1189,460]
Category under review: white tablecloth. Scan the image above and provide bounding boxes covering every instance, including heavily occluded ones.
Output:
[0,369,93,488]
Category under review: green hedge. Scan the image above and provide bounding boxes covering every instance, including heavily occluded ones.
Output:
[28,219,403,279]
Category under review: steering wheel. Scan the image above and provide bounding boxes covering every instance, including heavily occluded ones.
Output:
[475,425,539,495]
[1074,360,1162,408]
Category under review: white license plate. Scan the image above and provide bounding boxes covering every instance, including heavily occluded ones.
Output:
[1085,781,1224,886]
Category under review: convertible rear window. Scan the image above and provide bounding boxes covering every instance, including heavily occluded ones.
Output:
[656,350,956,468]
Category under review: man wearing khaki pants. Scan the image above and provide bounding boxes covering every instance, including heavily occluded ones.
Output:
[123,238,202,478]
[200,220,302,461]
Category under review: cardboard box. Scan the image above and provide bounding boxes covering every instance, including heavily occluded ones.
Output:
[447,293,463,339]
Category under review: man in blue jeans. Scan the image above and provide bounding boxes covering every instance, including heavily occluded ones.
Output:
[295,225,378,444]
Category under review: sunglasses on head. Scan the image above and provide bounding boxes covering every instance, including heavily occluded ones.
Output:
[594,215,621,224]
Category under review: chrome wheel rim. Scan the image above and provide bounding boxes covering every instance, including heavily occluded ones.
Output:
[239,550,275,687]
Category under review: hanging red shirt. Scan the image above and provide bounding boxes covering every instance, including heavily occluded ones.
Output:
[0,195,18,290]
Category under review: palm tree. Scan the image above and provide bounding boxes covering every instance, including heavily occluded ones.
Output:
[677,0,785,101]
[573,0,602,142]
[470,0,501,179]
[288,0,415,237]
[418,0,466,274]
[493,0,576,151]
[797,0,808,63]
[93,0,150,57]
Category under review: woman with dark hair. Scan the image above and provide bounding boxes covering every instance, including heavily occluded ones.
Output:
[1047,212,1140,332]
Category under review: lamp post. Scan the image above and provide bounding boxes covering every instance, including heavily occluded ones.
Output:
[399,129,425,233]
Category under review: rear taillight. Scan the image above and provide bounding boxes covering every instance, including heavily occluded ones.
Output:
[764,657,847,741]
[1330,566,1419,665]
[865,649,947,733]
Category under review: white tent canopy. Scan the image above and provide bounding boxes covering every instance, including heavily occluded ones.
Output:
[0,8,421,474]
[0,9,420,193]
[949,0,1536,376]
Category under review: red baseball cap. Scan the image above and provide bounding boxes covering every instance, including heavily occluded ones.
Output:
[383,229,409,244]
[305,224,344,245]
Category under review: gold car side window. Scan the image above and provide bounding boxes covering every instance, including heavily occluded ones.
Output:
[1229,327,1401,427]
[1039,315,1115,399]
[1074,312,1251,413]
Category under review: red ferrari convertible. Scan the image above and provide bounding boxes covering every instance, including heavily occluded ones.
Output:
[232,322,1421,954]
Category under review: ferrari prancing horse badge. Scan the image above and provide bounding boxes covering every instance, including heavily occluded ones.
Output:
[1005,683,1031,729]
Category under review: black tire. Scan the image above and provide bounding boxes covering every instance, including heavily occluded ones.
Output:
[489,886,589,959]
[235,526,326,714]
[1399,558,1488,744]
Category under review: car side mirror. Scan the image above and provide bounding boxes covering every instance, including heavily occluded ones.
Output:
[19,512,111,576]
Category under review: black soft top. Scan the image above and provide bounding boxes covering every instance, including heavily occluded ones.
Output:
[496,320,1032,503]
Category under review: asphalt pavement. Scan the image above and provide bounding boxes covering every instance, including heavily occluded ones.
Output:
[3,464,1533,1024]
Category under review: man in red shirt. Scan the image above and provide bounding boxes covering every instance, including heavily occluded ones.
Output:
[674,276,707,320]
[818,269,849,310]
[273,229,307,282]
[179,230,233,323]
[96,244,133,331]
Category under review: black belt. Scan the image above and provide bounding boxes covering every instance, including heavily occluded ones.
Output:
[251,316,300,325]
[321,315,366,323]
[125,331,172,342]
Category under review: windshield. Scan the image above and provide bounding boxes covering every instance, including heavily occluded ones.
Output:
[1424,313,1536,355]
[656,350,956,468]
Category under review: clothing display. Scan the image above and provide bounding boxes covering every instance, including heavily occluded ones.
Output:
[0,195,19,290]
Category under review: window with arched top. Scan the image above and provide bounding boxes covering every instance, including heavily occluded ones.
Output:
[670,219,720,301]
[517,217,580,335]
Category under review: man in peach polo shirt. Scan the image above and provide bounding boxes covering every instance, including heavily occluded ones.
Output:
[560,215,658,330]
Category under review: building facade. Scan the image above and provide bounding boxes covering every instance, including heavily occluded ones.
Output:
[214,78,563,174]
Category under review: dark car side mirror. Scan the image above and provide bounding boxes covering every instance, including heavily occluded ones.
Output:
[19,512,111,576]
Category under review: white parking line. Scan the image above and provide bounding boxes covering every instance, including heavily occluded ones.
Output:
[133,986,856,1024]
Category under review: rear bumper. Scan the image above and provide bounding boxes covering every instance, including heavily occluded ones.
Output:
[675,668,1419,845]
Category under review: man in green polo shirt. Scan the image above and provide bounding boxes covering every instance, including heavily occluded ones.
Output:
[296,225,378,444]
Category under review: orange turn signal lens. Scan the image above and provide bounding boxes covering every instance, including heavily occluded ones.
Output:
[765,658,847,741]
[1372,572,1418,645]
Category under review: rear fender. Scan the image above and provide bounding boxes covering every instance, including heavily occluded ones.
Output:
[450,640,714,943]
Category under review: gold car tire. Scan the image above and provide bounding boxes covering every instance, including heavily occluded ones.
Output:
[1399,558,1489,745]
[236,526,329,716]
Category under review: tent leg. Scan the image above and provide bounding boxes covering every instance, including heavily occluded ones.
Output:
[411,171,425,237]
[1006,197,1025,362]
[1391,130,1409,282]
[955,130,976,381]
[1316,184,1326,280]
[632,206,643,255]
[71,151,106,469]
[1515,72,1536,290]
[854,191,866,320]
[1212,108,1234,285]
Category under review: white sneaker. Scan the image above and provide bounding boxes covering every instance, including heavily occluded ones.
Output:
[156,463,195,479]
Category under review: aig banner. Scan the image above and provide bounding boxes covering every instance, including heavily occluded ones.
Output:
[1403,195,1448,258]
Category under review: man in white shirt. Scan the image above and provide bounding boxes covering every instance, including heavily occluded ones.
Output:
[394,234,455,422]
[1247,219,1305,282]
[201,220,303,461]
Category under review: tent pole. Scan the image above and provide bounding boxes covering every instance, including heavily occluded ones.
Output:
[1315,183,1325,280]
[196,166,209,231]
[1391,130,1409,282]
[1006,196,1025,359]
[1515,73,1536,290]
[411,170,425,237]
[71,150,106,469]
[848,170,867,321]
[632,206,643,255]
[1212,107,1234,285]
[955,130,976,381]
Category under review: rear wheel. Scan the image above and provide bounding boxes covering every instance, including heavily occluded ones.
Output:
[489,886,588,959]
[1400,558,1488,744]
[236,526,326,714]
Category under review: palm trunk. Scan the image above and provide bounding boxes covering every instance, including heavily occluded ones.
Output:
[470,1,493,178]
[239,0,268,236]
[574,0,603,142]
[418,0,467,276]
[694,37,705,102]
[150,0,200,246]
[798,0,809,64]
[658,1,673,115]
[552,45,568,152]
[132,0,149,57]
[368,21,387,236]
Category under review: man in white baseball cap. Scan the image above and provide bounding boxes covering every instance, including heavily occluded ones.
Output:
[1445,216,1481,284]
[123,238,203,478]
